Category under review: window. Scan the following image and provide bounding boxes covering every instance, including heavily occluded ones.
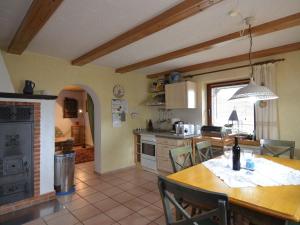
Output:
[207,80,255,134]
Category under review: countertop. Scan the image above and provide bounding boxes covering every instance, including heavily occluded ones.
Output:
[133,129,200,139]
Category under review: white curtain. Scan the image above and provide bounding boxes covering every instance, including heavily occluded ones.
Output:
[253,63,279,140]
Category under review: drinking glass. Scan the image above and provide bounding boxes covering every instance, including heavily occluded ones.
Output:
[243,150,254,160]
[223,145,232,168]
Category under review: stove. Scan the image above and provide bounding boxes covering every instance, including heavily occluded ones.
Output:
[0,105,34,205]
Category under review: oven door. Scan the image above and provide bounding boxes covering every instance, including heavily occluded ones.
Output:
[141,141,156,161]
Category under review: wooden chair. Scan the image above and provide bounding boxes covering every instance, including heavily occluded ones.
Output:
[195,141,214,164]
[260,139,295,159]
[169,146,194,173]
[158,175,229,225]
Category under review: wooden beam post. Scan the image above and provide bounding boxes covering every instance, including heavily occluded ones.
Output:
[7,0,63,54]
[147,42,300,78]
[117,13,300,73]
[71,0,223,66]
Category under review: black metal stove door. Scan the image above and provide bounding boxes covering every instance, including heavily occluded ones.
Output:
[0,122,33,205]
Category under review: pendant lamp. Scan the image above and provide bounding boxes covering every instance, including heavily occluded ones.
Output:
[229,18,278,101]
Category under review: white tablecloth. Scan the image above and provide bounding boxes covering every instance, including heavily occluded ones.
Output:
[202,157,300,188]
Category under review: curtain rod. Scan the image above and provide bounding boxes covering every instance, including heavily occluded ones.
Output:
[184,58,285,78]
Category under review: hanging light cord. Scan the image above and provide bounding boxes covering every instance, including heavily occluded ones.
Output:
[248,24,254,79]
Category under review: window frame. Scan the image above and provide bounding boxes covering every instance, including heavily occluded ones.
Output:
[207,79,250,126]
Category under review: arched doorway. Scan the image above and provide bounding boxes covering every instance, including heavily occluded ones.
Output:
[55,84,101,173]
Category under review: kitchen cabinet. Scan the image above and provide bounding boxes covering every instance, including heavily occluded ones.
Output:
[133,134,141,163]
[156,137,192,173]
[165,81,197,109]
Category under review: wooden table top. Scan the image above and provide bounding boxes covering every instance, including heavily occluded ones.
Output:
[167,156,300,222]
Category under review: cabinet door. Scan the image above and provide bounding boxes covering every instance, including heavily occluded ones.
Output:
[165,82,187,109]
[157,157,173,173]
[165,81,197,109]
[186,81,197,108]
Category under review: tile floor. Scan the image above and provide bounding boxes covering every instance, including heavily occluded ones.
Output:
[23,162,166,225]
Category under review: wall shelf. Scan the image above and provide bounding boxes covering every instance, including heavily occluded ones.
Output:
[0,92,57,100]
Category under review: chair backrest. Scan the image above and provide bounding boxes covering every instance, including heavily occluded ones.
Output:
[158,175,228,225]
[169,146,194,173]
[195,140,214,163]
[260,139,295,159]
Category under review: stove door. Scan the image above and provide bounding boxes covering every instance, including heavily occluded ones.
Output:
[0,122,33,205]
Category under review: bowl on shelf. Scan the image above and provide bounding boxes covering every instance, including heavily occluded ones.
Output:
[168,72,182,83]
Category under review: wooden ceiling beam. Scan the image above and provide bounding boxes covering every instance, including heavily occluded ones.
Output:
[7,0,63,54]
[117,12,300,73]
[147,42,300,78]
[71,0,223,66]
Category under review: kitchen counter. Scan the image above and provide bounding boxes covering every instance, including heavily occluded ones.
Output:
[133,129,199,139]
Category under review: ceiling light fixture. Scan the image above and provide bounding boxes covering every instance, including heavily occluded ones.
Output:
[229,17,279,102]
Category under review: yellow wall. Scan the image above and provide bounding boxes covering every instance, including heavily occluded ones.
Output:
[1,51,151,173]
[276,51,300,158]
[187,50,300,158]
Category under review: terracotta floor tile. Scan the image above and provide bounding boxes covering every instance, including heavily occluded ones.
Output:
[129,178,149,186]
[46,212,79,225]
[65,198,90,211]
[93,182,114,192]
[154,215,166,225]
[105,205,134,221]
[92,198,120,212]
[101,187,124,197]
[116,174,135,181]
[83,178,102,186]
[106,178,128,186]
[123,198,150,211]
[74,178,81,184]
[22,218,46,225]
[111,192,135,203]
[57,193,81,204]
[78,174,99,182]
[84,192,108,203]
[138,192,161,204]
[140,181,159,191]
[75,182,90,190]
[153,200,163,209]
[118,213,150,225]
[126,187,150,197]
[71,204,101,221]
[99,174,118,182]
[14,163,167,225]
[76,187,98,197]
[138,205,163,221]
[82,213,115,225]
[43,208,69,222]
[119,182,137,191]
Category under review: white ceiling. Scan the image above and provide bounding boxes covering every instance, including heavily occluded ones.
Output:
[0,0,300,75]
[0,0,32,48]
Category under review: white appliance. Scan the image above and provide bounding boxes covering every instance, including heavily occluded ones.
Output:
[140,134,157,171]
[183,124,194,136]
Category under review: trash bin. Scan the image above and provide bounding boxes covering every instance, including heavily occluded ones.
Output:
[54,151,76,195]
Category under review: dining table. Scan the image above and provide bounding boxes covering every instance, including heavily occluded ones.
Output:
[167,155,300,225]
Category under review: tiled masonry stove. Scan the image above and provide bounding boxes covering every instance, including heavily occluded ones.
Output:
[0,104,34,205]
[0,93,57,215]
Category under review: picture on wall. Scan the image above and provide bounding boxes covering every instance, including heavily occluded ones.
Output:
[63,97,78,118]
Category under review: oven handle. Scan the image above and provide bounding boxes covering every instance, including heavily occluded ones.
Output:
[141,140,156,145]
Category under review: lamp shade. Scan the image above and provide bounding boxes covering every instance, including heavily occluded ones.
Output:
[228,110,239,121]
[229,79,278,101]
